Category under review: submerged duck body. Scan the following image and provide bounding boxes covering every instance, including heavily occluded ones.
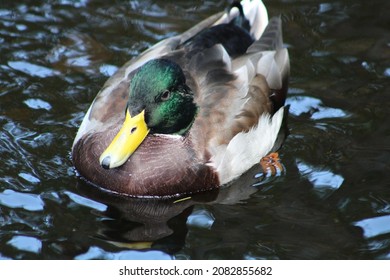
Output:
[72,0,290,197]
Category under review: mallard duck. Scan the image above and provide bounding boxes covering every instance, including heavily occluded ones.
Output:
[72,0,290,197]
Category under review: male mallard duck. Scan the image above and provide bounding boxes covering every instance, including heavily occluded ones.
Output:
[72,0,290,197]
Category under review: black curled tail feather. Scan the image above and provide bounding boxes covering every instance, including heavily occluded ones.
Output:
[228,1,251,32]
[183,1,254,57]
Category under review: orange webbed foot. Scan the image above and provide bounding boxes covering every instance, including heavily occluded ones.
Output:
[259,152,284,177]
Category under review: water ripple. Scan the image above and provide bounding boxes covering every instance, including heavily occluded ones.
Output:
[75,246,172,260]
[8,61,60,78]
[64,191,107,212]
[286,96,349,120]
[0,189,44,211]
[7,235,42,254]
[354,215,390,239]
[24,98,52,111]
[187,208,215,229]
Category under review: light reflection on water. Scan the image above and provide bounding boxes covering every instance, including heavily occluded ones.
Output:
[7,235,42,254]
[187,208,215,230]
[354,215,390,239]
[8,61,61,78]
[75,246,172,260]
[0,189,44,211]
[63,191,107,212]
[296,160,344,199]
[0,0,389,259]
[286,96,349,120]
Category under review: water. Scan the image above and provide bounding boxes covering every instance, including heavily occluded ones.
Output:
[0,0,389,260]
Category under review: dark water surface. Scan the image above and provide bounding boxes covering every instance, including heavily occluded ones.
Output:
[0,0,389,260]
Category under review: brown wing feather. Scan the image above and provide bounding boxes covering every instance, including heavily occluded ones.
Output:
[183,17,288,157]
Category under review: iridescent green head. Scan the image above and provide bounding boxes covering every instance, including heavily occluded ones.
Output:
[99,58,197,169]
[128,59,197,134]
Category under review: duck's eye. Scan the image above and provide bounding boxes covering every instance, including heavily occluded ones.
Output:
[160,90,171,101]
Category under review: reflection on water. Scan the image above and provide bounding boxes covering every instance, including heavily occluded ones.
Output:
[7,235,42,254]
[286,96,349,120]
[355,215,390,239]
[296,160,344,199]
[0,0,389,259]
[0,189,44,211]
[187,208,215,230]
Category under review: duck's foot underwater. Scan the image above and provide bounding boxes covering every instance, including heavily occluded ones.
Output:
[249,152,285,188]
[259,152,284,177]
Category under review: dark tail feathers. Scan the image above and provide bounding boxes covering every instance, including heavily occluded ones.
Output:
[228,1,251,32]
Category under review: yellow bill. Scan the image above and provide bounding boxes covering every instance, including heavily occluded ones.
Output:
[99,110,149,169]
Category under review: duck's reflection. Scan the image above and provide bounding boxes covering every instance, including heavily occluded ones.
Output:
[77,180,217,253]
[76,162,270,254]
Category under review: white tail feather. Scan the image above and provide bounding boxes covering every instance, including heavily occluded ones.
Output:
[211,107,285,185]
[214,0,268,40]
